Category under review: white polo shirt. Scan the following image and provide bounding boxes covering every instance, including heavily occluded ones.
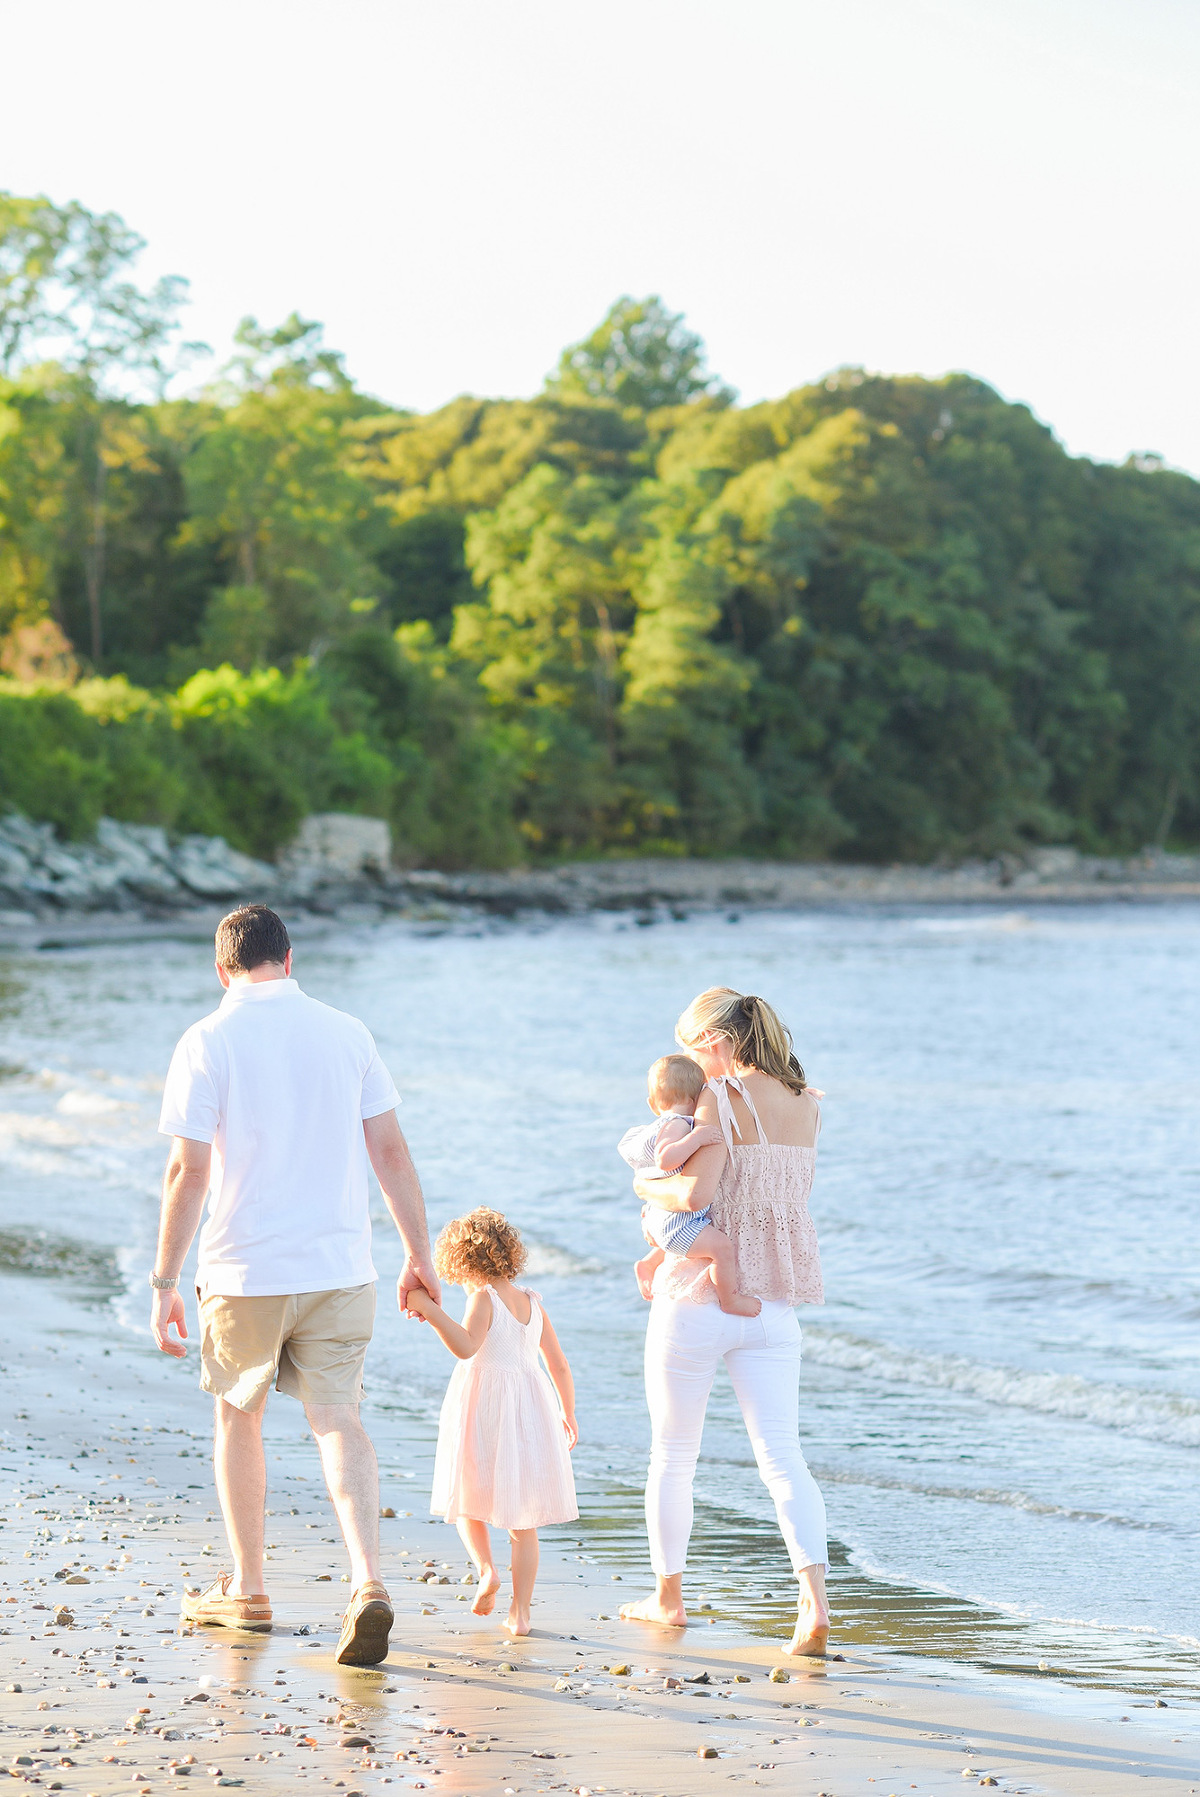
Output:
[158,978,401,1297]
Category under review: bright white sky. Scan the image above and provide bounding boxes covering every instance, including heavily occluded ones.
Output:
[1,0,1196,471]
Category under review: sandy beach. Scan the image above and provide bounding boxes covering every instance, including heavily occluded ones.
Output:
[3,1274,1195,1797]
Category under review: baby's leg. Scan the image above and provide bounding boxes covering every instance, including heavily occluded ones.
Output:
[506,1528,539,1637]
[686,1224,761,1317]
[634,1244,665,1300]
[456,1517,502,1615]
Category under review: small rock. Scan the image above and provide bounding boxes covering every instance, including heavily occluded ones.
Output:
[341,1736,374,1750]
[734,1673,751,1682]
[979,1781,998,1788]
[697,1745,719,1759]
[768,1667,789,1683]
[663,1676,682,1690]
[684,1670,710,1684]
[380,1507,396,1519]
[52,1606,73,1626]
[497,1662,516,1673]
[610,1662,631,1677]
[6,1683,21,1693]
[63,1574,89,1585]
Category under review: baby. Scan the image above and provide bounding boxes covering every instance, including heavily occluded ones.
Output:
[617,1054,758,1315]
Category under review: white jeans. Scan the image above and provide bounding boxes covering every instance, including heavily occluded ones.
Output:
[643,1296,828,1577]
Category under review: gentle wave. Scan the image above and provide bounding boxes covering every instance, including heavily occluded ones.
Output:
[803,1327,1200,1447]
[0,1226,120,1287]
[523,1240,605,1279]
[813,1467,1186,1533]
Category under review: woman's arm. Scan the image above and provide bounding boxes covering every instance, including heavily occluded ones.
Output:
[538,1310,578,1447]
[404,1286,492,1359]
[634,1090,728,1211]
[654,1123,723,1172]
[634,1139,726,1211]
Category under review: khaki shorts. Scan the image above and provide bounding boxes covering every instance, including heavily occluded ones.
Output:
[197,1283,376,1413]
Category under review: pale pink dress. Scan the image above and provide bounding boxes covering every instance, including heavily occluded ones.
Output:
[430,1286,578,1531]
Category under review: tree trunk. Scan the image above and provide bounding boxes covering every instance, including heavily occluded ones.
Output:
[84,449,108,665]
[1153,770,1181,850]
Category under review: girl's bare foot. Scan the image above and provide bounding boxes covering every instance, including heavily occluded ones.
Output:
[505,1604,531,1637]
[618,1592,688,1627]
[471,1567,501,1616]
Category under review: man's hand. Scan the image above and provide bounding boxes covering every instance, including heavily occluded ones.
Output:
[398,1254,441,1315]
[151,1286,188,1358]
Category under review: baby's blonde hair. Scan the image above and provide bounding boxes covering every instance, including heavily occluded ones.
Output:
[433,1206,528,1287]
[648,1053,706,1111]
[675,987,807,1094]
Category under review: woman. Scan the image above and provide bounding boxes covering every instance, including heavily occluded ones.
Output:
[619,986,830,1656]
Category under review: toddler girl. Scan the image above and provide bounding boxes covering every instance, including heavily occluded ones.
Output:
[403,1206,578,1637]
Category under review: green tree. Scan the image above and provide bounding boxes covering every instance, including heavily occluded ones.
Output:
[549,295,734,412]
[179,316,384,665]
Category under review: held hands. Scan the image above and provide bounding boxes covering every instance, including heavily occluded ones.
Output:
[400,1282,437,1322]
[398,1255,441,1320]
[151,1287,188,1358]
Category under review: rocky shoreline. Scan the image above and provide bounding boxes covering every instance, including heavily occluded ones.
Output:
[4,810,1200,947]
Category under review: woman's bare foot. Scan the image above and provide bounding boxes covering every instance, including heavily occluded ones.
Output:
[505,1604,531,1637]
[471,1567,501,1616]
[782,1619,829,1657]
[782,1564,830,1656]
[618,1592,688,1627]
[717,1291,762,1317]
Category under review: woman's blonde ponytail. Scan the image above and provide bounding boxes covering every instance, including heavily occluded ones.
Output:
[676,987,807,1094]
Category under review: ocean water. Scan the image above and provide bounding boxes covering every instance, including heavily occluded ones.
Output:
[1,902,1198,1701]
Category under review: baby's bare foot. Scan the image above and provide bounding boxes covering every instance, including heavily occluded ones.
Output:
[471,1567,501,1616]
[618,1592,687,1627]
[505,1604,531,1637]
[634,1256,657,1301]
[718,1292,762,1317]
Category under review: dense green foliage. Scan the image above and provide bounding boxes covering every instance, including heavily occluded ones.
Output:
[3,191,1200,864]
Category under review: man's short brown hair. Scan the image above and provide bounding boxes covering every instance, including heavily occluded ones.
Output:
[215,905,291,975]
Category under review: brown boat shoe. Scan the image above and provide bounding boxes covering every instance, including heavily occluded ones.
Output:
[181,1573,272,1632]
[335,1579,394,1666]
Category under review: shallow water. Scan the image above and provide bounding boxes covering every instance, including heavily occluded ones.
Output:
[2,902,1198,1699]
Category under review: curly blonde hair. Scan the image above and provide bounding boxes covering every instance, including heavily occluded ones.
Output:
[433,1206,528,1287]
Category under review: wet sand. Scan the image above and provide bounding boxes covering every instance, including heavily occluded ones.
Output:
[2,1276,1196,1797]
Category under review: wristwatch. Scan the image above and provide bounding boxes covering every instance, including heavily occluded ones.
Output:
[148,1272,178,1290]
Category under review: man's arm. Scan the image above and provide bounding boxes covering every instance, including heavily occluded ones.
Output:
[150,1136,211,1358]
[363,1109,441,1310]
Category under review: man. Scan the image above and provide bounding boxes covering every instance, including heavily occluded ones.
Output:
[150,904,439,1665]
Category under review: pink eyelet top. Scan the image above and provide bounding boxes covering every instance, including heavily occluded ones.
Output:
[651,1073,824,1307]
